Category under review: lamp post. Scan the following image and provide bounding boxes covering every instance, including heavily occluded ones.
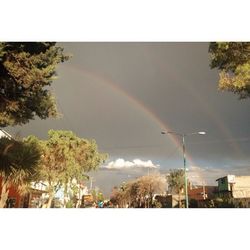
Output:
[161,131,206,208]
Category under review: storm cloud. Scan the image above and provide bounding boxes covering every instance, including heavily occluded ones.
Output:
[6,42,250,193]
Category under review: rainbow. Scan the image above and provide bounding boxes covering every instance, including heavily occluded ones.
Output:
[59,63,196,166]
[146,47,245,159]
[58,59,244,167]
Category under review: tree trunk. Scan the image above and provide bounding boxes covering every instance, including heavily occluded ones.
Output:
[149,193,153,208]
[46,192,54,208]
[63,183,68,208]
[178,191,181,208]
[0,181,10,208]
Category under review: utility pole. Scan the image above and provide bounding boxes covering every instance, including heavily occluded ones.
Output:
[202,182,207,200]
[89,177,95,191]
[182,135,188,208]
[161,130,206,208]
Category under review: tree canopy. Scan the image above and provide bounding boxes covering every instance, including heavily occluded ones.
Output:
[25,130,107,208]
[167,169,185,207]
[0,42,69,127]
[167,169,185,194]
[110,174,166,208]
[209,42,250,98]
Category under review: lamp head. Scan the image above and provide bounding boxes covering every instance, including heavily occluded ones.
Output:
[198,131,206,135]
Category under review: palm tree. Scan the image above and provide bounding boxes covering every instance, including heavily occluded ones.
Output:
[167,169,185,208]
[0,136,41,208]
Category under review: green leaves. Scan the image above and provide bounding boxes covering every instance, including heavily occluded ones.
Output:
[167,169,185,194]
[0,42,70,127]
[0,136,41,182]
[209,42,250,99]
[26,130,108,198]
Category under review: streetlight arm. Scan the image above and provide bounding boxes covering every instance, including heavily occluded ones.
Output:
[186,131,206,136]
[162,131,206,137]
[161,131,183,137]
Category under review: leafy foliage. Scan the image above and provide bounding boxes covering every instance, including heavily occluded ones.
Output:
[0,42,69,127]
[209,42,250,98]
[167,169,185,207]
[25,130,107,207]
[0,136,41,182]
[110,174,166,208]
[91,188,104,203]
[0,135,41,207]
[167,169,185,194]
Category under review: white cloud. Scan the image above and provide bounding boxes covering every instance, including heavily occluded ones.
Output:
[102,158,159,170]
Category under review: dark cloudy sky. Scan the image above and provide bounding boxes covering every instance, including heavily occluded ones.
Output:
[7,43,250,196]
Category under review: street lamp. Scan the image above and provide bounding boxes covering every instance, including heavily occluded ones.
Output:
[161,130,206,208]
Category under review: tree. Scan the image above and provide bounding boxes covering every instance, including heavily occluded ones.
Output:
[209,42,250,98]
[0,42,69,127]
[110,185,128,208]
[25,130,107,208]
[136,175,166,208]
[0,136,41,207]
[91,188,104,208]
[167,169,185,208]
[110,186,123,207]
[110,174,166,208]
[211,197,235,208]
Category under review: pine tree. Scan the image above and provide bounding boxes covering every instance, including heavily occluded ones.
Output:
[0,42,69,127]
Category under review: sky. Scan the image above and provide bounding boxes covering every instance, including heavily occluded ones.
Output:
[7,42,250,196]
[1,2,249,249]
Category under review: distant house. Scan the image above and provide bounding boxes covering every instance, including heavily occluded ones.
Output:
[187,184,217,207]
[189,185,217,200]
[154,183,218,208]
[153,194,185,208]
[216,175,250,207]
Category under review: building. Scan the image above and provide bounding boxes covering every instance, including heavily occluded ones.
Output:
[0,177,48,208]
[189,185,217,200]
[216,175,250,207]
[187,184,217,207]
[153,183,218,208]
[153,194,185,208]
[2,181,23,208]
